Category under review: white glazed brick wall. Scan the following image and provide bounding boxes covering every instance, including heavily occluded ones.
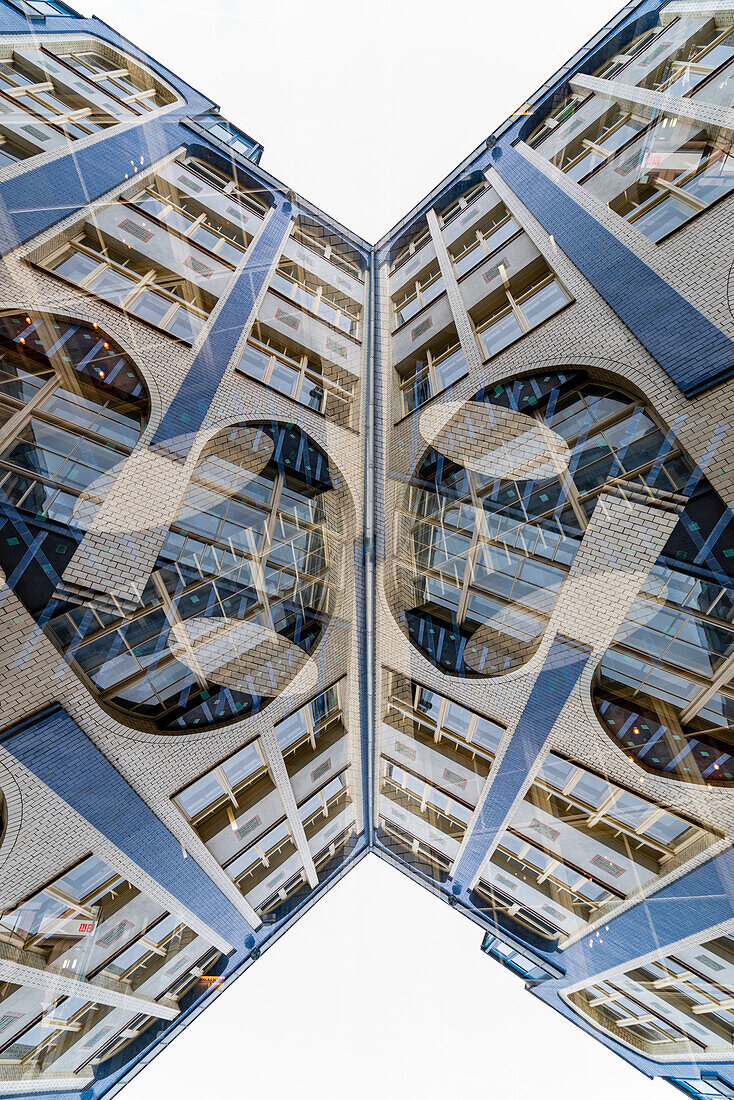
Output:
[662,0,734,25]
[2,6,734,1003]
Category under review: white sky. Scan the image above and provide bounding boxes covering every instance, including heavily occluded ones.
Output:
[86,0,628,242]
[122,858,667,1100]
[79,2,671,1096]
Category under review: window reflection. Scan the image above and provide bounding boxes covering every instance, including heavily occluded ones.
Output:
[570,932,734,1057]
[0,311,149,576]
[0,855,220,1089]
[472,752,715,944]
[395,370,689,676]
[43,423,338,732]
[379,672,504,881]
[174,683,354,916]
[526,16,734,242]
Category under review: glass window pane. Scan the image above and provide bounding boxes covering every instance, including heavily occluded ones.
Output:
[167,307,204,343]
[480,310,522,357]
[632,196,692,241]
[239,344,269,380]
[269,361,300,397]
[131,289,171,326]
[521,281,567,329]
[51,251,100,285]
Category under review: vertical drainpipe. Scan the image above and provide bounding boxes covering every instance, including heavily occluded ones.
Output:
[362,247,377,846]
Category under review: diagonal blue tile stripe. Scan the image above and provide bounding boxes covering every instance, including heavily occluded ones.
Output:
[0,705,255,950]
[149,198,293,458]
[554,845,734,988]
[0,117,189,253]
[491,143,734,398]
[453,635,590,889]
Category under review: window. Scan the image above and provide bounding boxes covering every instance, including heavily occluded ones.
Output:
[0,134,31,169]
[236,330,356,426]
[276,683,342,754]
[281,685,349,782]
[482,934,554,981]
[449,206,519,277]
[173,682,350,909]
[110,156,266,324]
[397,332,467,414]
[474,267,569,360]
[526,91,590,150]
[44,228,212,343]
[436,180,489,227]
[197,112,262,162]
[479,751,714,942]
[175,736,293,902]
[380,673,503,870]
[590,117,734,242]
[272,262,361,337]
[37,423,337,733]
[0,56,114,139]
[392,262,445,326]
[58,49,175,112]
[125,178,250,266]
[0,854,219,1085]
[570,931,734,1057]
[551,107,646,183]
[175,739,268,823]
[389,221,431,274]
[301,771,353,865]
[0,313,148,536]
[26,0,78,14]
[596,562,734,783]
[646,26,734,106]
[208,681,353,917]
[395,371,692,677]
[595,26,661,79]
[673,1078,734,1099]
[526,21,665,149]
[182,156,269,219]
[291,218,364,282]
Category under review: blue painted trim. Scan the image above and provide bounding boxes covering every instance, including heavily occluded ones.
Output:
[452,635,590,889]
[0,705,255,950]
[149,198,292,457]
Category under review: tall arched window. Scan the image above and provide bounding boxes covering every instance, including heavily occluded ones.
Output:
[394,370,692,676]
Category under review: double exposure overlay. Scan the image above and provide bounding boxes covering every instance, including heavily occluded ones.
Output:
[1,3,734,1100]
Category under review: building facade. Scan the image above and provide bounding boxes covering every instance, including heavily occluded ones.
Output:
[0,0,732,1096]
